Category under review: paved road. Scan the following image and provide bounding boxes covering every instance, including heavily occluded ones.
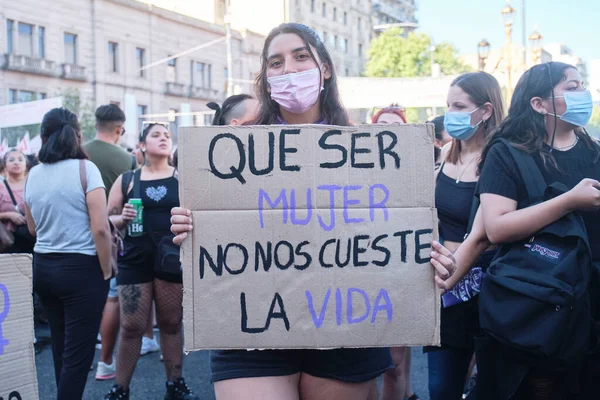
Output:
[34,323,431,400]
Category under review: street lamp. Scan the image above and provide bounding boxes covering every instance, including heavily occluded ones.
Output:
[501,1,516,100]
[477,39,490,71]
[528,29,543,65]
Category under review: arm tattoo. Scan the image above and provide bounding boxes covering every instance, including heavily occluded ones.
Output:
[109,207,120,216]
[121,284,142,315]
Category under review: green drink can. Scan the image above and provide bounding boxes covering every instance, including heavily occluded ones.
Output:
[128,198,143,237]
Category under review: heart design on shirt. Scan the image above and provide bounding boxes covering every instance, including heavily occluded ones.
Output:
[146,186,168,202]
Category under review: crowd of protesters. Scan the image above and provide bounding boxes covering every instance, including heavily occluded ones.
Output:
[2,21,598,400]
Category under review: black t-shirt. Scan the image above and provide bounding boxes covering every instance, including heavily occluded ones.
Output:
[477,139,600,262]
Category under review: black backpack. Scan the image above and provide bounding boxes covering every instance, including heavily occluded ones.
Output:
[478,139,593,367]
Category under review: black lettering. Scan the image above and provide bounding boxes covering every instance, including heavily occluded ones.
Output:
[208,133,246,184]
[294,241,312,270]
[319,238,336,268]
[249,132,274,175]
[377,131,400,169]
[393,230,413,263]
[279,129,301,172]
[199,246,223,279]
[223,243,248,275]
[254,241,273,272]
[274,241,294,270]
[240,292,266,333]
[371,234,391,267]
[351,132,374,169]
[415,229,433,264]
[335,238,351,268]
[353,235,370,267]
[264,293,290,331]
[319,129,347,168]
[9,392,22,400]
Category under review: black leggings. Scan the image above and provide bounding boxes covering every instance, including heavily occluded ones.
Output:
[33,252,109,400]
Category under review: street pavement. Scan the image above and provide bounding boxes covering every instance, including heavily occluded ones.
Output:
[34,323,431,400]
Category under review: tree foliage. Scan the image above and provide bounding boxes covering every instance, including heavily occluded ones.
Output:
[366,28,471,78]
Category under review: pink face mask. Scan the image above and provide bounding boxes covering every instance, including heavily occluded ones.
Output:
[267,68,323,114]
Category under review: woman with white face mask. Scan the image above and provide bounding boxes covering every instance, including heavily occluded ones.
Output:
[170,23,457,400]
[425,72,505,400]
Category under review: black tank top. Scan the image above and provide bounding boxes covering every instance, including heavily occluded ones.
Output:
[435,162,476,243]
[125,169,179,235]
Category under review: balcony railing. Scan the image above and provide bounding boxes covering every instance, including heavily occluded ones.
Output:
[62,63,86,81]
[166,82,186,97]
[4,53,59,77]
[189,86,223,101]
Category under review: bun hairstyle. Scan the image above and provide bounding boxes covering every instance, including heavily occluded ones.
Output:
[371,104,407,123]
[207,94,254,126]
[38,108,87,164]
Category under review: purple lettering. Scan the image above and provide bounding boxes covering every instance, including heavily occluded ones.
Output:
[343,185,364,224]
[371,289,393,323]
[0,283,10,355]
[317,185,342,231]
[290,188,313,226]
[369,184,389,223]
[347,288,371,324]
[258,189,288,228]
[335,288,342,326]
[306,289,330,329]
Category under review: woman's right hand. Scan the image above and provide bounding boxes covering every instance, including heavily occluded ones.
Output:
[121,203,137,223]
[8,212,26,225]
[567,178,600,212]
[171,207,193,245]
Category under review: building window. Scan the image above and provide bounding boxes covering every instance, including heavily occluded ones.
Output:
[39,92,47,100]
[345,68,349,76]
[192,61,212,88]
[358,43,363,57]
[358,17,361,32]
[343,12,347,25]
[311,0,315,12]
[343,38,348,54]
[108,42,119,72]
[7,20,13,54]
[322,2,326,17]
[38,27,45,59]
[64,33,77,64]
[137,105,147,134]
[9,89,17,104]
[18,22,33,56]
[136,48,146,77]
[333,7,337,21]
[323,32,328,45]
[167,57,176,83]
[18,90,35,103]
[333,35,338,50]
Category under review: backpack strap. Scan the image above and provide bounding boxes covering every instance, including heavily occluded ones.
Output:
[3,180,19,212]
[121,170,134,201]
[132,168,142,199]
[79,159,88,193]
[496,138,546,206]
[131,155,137,170]
[465,192,480,239]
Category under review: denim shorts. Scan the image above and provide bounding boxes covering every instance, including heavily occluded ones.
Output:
[210,347,393,383]
[107,277,118,299]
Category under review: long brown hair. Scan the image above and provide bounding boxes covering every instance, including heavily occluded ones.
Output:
[255,23,350,126]
[446,72,505,165]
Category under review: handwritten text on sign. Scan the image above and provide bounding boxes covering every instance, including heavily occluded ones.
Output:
[179,124,440,350]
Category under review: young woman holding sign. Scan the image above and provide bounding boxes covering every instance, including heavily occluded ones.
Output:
[104,123,199,400]
[170,23,456,400]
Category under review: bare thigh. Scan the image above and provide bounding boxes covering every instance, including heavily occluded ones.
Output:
[214,374,301,400]
[300,373,375,400]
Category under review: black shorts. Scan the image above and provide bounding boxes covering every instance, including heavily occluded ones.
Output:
[116,236,182,285]
[210,347,393,383]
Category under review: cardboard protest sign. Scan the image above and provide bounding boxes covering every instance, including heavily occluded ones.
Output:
[179,124,440,350]
[0,254,38,400]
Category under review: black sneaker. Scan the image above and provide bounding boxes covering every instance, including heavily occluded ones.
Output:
[104,384,129,400]
[164,377,199,400]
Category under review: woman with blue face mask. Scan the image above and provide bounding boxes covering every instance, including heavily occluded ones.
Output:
[169,23,458,400]
[474,62,600,399]
[425,72,505,400]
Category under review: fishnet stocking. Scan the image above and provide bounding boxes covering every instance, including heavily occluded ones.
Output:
[115,282,153,388]
[154,279,184,381]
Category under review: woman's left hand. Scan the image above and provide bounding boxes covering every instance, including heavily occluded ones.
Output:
[430,241,456,291]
